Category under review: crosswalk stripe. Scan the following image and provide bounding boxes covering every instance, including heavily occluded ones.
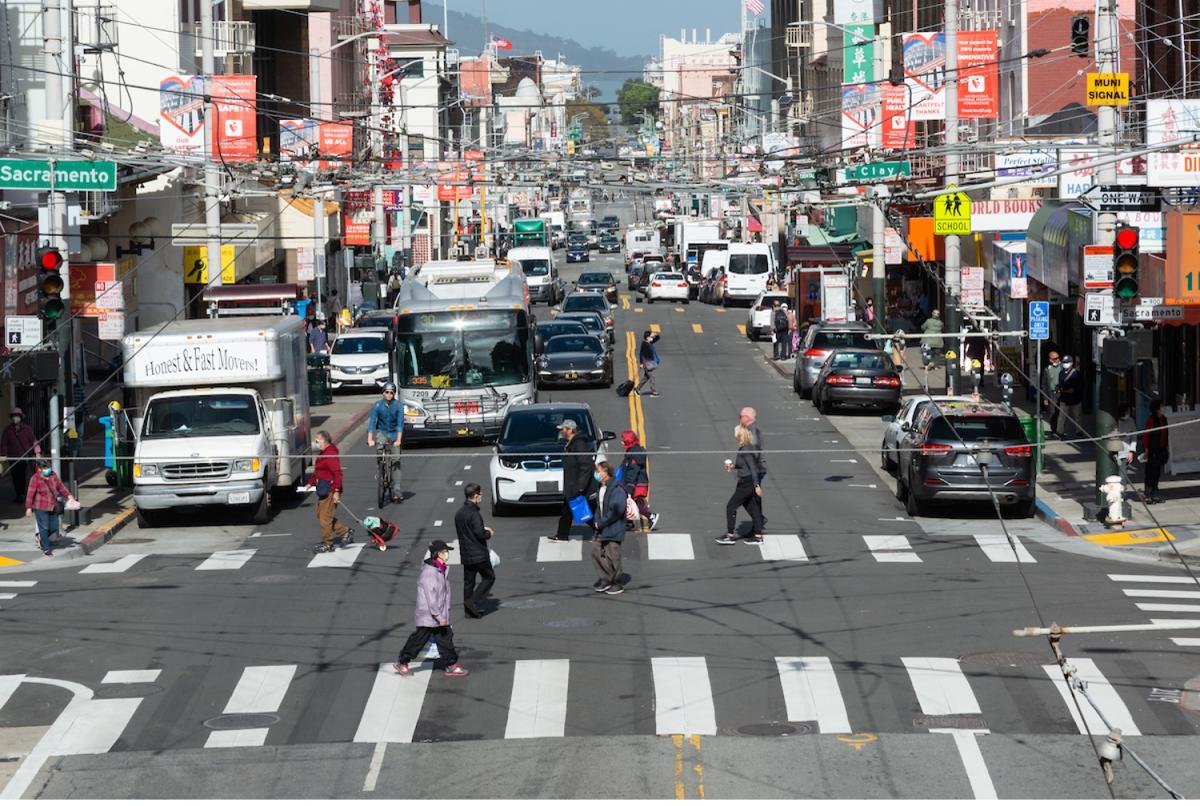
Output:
[1043,658,1141,736]
[196,549,257,571]
[504,659,570,739]
[0,674,22,711]
[651,657,716,736]
[204,728,269,748]
[307,543,364,569]
[902,657,980,715]
[0,581,37,587]
[1121,588,1200,600]
[1135,602,1200,612]
[1108,574,1198,584]
[864,535,922,563]
[758,534,808,562]
[536,536,583,562]
[646,533,694,560]
[972,534,1036,563]
[31,696,142,755]
[0,593,16,600]
[101,670,161,684]
[354,662,434,743]
[80,554,147,574]
[775,657,852,733]
[1170,637,1200,646]
[223,665,296,714]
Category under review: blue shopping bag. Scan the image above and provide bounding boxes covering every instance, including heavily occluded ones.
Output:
[614,465,624,482]
[568,495,593,524]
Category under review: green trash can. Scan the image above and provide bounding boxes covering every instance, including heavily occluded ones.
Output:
[114,436,135,489]
[1018,414,1043,468]
[308,353,333,406]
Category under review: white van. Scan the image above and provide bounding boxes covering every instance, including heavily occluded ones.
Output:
[723,243,776,305]
[506,246,561,305]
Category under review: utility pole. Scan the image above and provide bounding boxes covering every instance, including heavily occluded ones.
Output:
[1094,0,1120,500]
[871,41,887,333]
[308,48,327,318]
[399,84,412,269]
[201,0,223,289]
[370,43,386,261]
[943,0,962,393]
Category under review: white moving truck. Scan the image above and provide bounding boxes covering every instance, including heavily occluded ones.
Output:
[624,226,660,257]
[506,246,561,305]
[122,316,310,527]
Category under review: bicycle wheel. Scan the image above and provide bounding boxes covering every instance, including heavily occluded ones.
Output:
[377,458,389,510]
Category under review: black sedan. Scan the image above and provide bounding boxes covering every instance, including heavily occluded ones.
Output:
[566,240,590,263]
[811,349,902,414]
[598,234,621,253]
[576,271,619,302]
[534,319,588,356]
[537,334,613,388]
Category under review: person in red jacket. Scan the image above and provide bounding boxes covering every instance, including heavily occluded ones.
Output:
[2,407,41,503]
[310,430,354,553]
[26,458,75,556]
[1142,399,1170,504]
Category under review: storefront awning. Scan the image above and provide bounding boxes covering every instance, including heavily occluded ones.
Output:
[807,228,858,246]
[788,244,855,264]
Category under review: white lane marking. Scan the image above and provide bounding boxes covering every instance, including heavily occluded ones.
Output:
[204,728,270,748]
[363,741,387,792]
[79,554,147,574]
[1149,618,1200,627]
[353,662,433,743]
[1135,602,1200,612]
[463,465,472,470]
[878,517,911,521]
[32,696,141,754]
[972,534,1036,563]
[307,543,364,569]
[1170,637,1200,646]
[646,533,694,560]
[101,669,161,684]
[251,532,260,537]
[1108,574,1198,584]
[455,480,463,486]
[831,459,858,464]
[0,674,23,711]
[1043,658,1141,736]
[903,657,981,715]
[651,657,717,736]
[445,497,455,503]
[1121,588,1200,600]
[0,593,16,600]
[775,657,851,734]
[0,581,37,587]
[196,549,257,571]
[247,533,290,538]
[848,484,877,489]
[536,536,583,562]
[758,534,808,562]
[442,539,461,565]
[433,520,443,527]
[504,659,570,739]
[223,665,296,714]
[931,729,998,800]
[864,534,922,562]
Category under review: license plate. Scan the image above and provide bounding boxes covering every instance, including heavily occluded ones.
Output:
[954,454,977,467]
[452,401,482,415]
[228,492,251,504]
[855,377,873,386]
[565,371,578,380]
[536,481,560,493]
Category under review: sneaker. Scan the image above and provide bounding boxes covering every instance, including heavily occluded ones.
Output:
[42,549,53,557]
[745,535,764,545]
[604,586,625,595]
[646,392,660,397]
[715,535,738,545]
[632,388,641,396]
[392,662,412,676]
[464,601,482,618]
[649,513,661,531]
[312,543,334,553]
[592,580,611,592]
[443,664,470,678]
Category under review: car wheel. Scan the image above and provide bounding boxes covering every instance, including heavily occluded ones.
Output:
[895,474,907,502]
[252,485,272,525]
[792,374,801,395]
[647,297,654,304]
[135,507,160,529]
[905,483,924,517]
[818,393,832,415]
[684,298,690,305]
[881,440,897,473]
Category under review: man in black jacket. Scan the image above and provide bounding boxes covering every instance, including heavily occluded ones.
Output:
[552,419,594,541]
[455,483,495,617]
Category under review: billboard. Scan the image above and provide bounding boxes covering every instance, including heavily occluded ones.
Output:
[160,75,257,161]
[880,85,914,150]
[841,84,880,151]
[1058,147,1142,197]
[902,32,999,121]
[903,32,946,121]
[319,124,353,170]
[1146,99,1200,186]
[280,119,319,163]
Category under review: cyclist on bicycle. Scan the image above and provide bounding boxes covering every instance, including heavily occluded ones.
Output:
[368,382,403,503]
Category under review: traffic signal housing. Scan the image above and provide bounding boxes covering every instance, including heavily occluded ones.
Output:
[36,246,65,327]
[1071,15,1090,57]
[1113,225,1139,300]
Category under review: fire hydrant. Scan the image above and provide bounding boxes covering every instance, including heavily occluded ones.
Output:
[1102,475,1126,526]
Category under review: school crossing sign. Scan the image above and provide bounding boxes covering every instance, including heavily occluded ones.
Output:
[934,186,972,235]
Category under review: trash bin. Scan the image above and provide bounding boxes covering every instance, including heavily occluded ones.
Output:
[114,435,135,489]
[1018,414,1043,468]
[308,353,333,406]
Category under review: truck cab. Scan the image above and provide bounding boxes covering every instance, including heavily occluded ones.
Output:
[507,246,561,305]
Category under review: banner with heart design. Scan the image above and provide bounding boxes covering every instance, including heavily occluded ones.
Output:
[159,75,207,152]
[159,74,258,161]
[841,84,880,151]
[902,31,999,121]
[902,32,946,121]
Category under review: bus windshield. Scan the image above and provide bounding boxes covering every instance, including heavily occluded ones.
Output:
[395,310,531,389]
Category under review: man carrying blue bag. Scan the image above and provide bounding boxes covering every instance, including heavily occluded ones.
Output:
[551,418,596,541]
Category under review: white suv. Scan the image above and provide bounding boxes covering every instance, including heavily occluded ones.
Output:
[329,328,390,390]
[746,291,790,340]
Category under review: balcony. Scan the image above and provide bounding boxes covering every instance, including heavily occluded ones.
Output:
[77,190,119,222]
[242,0,339,10]
[193,21,256,57]
[786,23,811,48]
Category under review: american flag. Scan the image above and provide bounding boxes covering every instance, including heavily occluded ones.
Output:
[746,0,765,16]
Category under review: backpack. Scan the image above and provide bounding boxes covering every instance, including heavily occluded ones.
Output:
[773,308,789,331]
[616,379,635,397]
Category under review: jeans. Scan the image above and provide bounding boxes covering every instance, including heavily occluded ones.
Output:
[33,508,58,551]
[397,625,458,665]
[463,560,496,608]
[726,478,763,535]
[1059,402,1083,437]
[1145,451,1168,495]
[773,330,789,359]
[591,539,623,586]
[373,434,402,497]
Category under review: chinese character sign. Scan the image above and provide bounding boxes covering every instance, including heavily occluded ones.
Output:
[842,25,875,85]
[833,0,880,24]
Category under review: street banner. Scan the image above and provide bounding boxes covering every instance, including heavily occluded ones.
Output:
[159,74,206,153]
[160,74,257,161]
[342,190,373,246]
[841,84,880,151]
[280,119,319,163]
[319,123,353,170]
[902,32,946,120]
[880,85,914,150]
[843,25,875,85]
[957,31,999,119]
[1145,99,1200,187]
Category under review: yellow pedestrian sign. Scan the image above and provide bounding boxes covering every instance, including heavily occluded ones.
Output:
[934,188,972,235]
[183,244,236,285]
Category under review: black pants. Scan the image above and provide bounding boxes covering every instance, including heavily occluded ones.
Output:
[773,329,789,359]
[726,478,764,535]
[555,498,581,540]
[1145,451,1168,495]
[463,560,495,608]
[397,625,458,665]
[9,460,29,503]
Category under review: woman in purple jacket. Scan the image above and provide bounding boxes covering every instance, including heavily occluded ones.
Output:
[392,540,469,678]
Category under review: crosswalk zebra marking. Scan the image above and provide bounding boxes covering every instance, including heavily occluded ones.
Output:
[354,662,434,743]
[536,536,583,562]
[1043,658,1141,736]
[972,534,1036,563]
[307,543,364,569]
[80,554,147,574]
[505,659,570,739]
[0,593,16,600]
[864,535,922,563]
[758,534,809,562]
[1108,574,1198,584]
[204,728,269,748]
[652,657,717,736]
[903,657,981,715]
[775,657,851,733]
[1170,637,1200,646]
[196,549,257,571]
[0,674,22,711]
[223,665,296,714]
[101,670,161,685]
[646,533,694,560]
[1121,588,1200,600]
[1135,602,1200,613]
[0,581,37,587]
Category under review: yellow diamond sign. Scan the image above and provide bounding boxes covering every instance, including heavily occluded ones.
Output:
[934,189,972,235]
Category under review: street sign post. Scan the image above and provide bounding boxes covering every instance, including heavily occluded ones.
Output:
[0,159,118,191]
[1132,304,1184,321]
[5,316,42,351]
[1029,301,1050,340]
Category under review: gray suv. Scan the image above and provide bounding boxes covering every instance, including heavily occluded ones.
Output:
[793,321,875,398]
[895,401,1036,518]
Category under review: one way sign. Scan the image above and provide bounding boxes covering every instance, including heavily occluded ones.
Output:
[1079,185,1159,212]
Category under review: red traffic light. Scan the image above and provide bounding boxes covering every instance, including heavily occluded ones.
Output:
[1114,227,1138,251]
[37,246,63,271]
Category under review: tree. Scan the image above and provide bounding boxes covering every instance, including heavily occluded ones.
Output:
[583,84,602,100]
[617,79,660,126]
[566,98,609,142]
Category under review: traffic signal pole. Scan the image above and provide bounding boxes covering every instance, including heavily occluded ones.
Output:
[943,0,962,393]
[1094,0,1120,502]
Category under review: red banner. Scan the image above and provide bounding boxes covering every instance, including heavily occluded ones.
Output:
[881,84,914,150]
[958,31,999,119]
[320,123,353,170]
[212,75,258,162]
[342,190,373,246]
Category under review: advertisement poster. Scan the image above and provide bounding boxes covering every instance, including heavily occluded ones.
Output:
[160,75,257,161]
[319,123,353,170]
[1145,100,1200,186]
[902,32,946,121]
[957,31,999,119]
[961,265,985,306]
[880,85,914,150]
[280,119,319,163]
[342,190,373,246]
[841,84,880,151]
[1010,253,1028,299]
[1057,147,1141,197]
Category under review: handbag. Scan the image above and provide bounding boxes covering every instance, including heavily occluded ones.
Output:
[624,495,638,521]
[316,478,332,499]
[54,496,66,515]
[568,495,593,524]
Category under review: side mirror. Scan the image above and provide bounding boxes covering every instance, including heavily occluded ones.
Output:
[601,430,617,442]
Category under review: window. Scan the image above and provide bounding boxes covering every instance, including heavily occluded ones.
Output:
[813,331,873,350]
[143,394,260,440]
[520,259,550,276]
[728,253,769,275]
[502,410,593,444]
[562,295,608,315]
[545,335,602,354]
[928,416,1025,442]
[332,336,387,355]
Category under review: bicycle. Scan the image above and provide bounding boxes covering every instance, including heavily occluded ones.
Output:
[376,440,401,509]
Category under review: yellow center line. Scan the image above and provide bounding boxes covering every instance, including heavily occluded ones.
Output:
[714,307,726,313]
[736,324,747,335]
[690,735,705,799]
[673,735,685,799]
[674,307,685,313]
[620,294,631,310]
[692,323,703,334]
[650,323,661,333]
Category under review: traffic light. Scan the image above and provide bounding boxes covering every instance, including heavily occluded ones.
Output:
[1113,225,1139,300]
[1071,15,1090,57]
[36,246,65,327]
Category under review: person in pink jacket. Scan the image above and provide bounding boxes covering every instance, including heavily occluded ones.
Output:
[392,540,469,678]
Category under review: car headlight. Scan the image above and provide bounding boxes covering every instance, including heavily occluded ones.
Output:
[133,463,158,477]
[234,458,262,473]
[539,357,550,369]
[594,357,606,368]
[607,286,616,292]
[499,457,520,469]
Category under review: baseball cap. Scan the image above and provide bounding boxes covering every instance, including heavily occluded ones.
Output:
[558,418,578,432]
[429,539,454,554]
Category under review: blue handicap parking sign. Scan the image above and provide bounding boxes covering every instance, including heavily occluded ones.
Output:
[1029,301,1050,340]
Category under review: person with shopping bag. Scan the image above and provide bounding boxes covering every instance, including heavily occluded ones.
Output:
[26,458,76,557]
[619,430,659,532]
[551,419,595,542]
[456,482,497,617]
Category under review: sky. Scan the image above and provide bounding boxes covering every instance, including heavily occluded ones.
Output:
[447,0,746,58]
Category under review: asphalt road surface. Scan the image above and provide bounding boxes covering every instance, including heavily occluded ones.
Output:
[2,200,1199,799]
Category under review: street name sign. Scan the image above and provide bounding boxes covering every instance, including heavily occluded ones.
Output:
[1132,304,1184,321]
[844,161,912,182]
[1029,301,1050,340]
[1079,185,1159,212]
[934,188,972,235]
[0,159,118,191]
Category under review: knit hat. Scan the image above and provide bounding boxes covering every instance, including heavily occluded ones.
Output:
[621,429,639,448]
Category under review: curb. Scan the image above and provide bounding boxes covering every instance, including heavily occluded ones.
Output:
[1034,497,1080,537]
[331,402,374,444]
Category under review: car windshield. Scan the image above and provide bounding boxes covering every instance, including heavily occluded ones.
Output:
[332,336,387,355]
[579,273,611,284]
[143,394,260,440]
[729,253,770,275]
[928,416,1025,442]
[813,330,874,350]
[520,259,550,276]
[545,335,603,354]
[562,295,608,314]
[828,352,894,370]
[501,410,594,444]
[760,294,788,306]
[558,314,603,333]
[396,310,531,388]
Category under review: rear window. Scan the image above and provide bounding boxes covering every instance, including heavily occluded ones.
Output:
[928,416,1025,442]
[654,273,685,281]
[728,254,770,275]
[562,296,608,314]
[828,352,894,370]
[546,335,603,354]
[813,331,873,349]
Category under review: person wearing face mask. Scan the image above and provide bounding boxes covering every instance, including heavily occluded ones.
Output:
[2,407,41,504]
[590,461,628,595]
[550,419,595,542]
[1040,350,1063,437]
[308,430,354,553]
[26,459,75,556]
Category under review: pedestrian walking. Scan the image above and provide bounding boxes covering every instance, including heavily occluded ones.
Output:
[1055,356,1085,438]
[716,425,765,545]
[551,419,595,542]
[392,540,469,678]
[386,270,403,306]
[309,430,354,553]
[25,458,75,557]
[771,301,789,360]
[591,461,628,594]
[739,407,768,525]
[785,304,798,360]
[619,430,659,532]
[2,407,40,503]
[1142,399,1170,503]
[634,330,662,397]
[456,482,495,617]
[1040,351,1063,436]
[307,318,328,354]
[920,310,943,366]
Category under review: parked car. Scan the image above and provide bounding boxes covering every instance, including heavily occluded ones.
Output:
[793,321,876,398]
[811,349,901,415]
[558,292,614,343]
[626,251,646,274]
[645,271,690,304]
[880,395,973,473]
[488,403,615,516]
[566,238,590,263]
[329,328,391,391]
[894,401,1035,518]
[537,334,613,388]
[598,233,622,253]
[552,310,608,344]
[576,271,619,303]
[745,291,790,340]
[534,319,588,356]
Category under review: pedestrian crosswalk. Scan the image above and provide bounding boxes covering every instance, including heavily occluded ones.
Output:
[0,580,36,608]
[1107,572,1200,647]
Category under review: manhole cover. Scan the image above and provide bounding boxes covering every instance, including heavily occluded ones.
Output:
[95,683,163,699]
[737,722,804,736]
[499,597,557,610]
[913,715,988,730]
[249,574,298,584]
[959,652,1045,668]
[544,617,600,629]
[203,713,279,730]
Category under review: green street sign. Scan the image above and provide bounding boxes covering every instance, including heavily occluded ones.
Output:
[0,159,118,191]
[844,161,912,183]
